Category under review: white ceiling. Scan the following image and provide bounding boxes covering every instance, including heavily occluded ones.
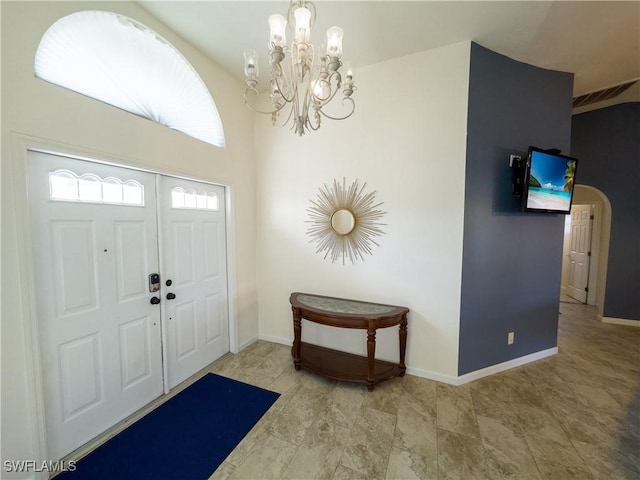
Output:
[138,1,640,108]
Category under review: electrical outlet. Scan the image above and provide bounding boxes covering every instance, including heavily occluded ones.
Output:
[508,332,515,345]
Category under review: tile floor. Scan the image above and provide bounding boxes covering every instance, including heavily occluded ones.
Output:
[205,302,639,480]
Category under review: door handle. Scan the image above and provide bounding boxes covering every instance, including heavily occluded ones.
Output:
[150,296,161,305]
[166,292,176,300]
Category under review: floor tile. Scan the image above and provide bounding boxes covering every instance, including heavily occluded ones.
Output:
[112,300,639,480]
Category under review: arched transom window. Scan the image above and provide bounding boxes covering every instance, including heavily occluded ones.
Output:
[35,10,225,147]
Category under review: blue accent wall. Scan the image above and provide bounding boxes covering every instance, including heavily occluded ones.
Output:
[571,102,640,321]
[458,43,574,375]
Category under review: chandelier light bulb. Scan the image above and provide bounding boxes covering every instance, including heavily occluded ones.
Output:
[344,62,354,83]
[312,80,323,98]
[243,49,259,85]
[326,26,343,57]
[293,7,311,43]
[268,14,287,47]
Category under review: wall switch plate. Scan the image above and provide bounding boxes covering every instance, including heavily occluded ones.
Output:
[508,332,515,345]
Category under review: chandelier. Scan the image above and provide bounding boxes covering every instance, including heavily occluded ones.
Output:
[243,0,356,136]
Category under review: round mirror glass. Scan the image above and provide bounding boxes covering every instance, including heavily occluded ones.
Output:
[331,209,356,235]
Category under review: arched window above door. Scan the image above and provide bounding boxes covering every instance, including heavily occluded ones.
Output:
[35,10,225,147]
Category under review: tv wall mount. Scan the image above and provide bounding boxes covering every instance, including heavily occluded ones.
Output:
[509,148,563,199]
[510,154,524,199]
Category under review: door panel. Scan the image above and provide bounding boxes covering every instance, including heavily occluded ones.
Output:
[119,316,154,389]
[59,333,103,420]
[205,293,223,342]
[173,222,196,284]
[28,151,163,460]
[160,177,229,389]
[176,301,197,359]
[115,222,149,301]
[51,220,99,315]
[203,222,221,277]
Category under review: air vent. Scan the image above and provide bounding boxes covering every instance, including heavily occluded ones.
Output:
[572,80,638,108]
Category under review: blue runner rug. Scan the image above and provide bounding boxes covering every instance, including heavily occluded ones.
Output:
[57,373,280,479]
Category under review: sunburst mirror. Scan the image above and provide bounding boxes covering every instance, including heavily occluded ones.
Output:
[306,178,387,264]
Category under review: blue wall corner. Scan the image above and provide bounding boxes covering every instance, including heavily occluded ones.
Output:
[458,43,574,376]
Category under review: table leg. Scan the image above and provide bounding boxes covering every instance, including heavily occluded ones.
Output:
[366,325,376,391]
[399,315,407,376]
[292,308,302,371]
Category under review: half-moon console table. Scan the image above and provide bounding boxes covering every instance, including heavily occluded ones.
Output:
[289,292,409,391]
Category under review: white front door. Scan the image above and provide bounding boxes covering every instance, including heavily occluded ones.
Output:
[159,176,229,389]
[28,151,163,460]
[567,204,593,303]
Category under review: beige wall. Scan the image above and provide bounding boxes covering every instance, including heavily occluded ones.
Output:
[2,1,472,473]
[255,42,471,381]
[1,2,257,476]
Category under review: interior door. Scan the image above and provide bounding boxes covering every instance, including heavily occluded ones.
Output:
[28,151,164,460]
[567,204,592,303]
[159,176,229,389]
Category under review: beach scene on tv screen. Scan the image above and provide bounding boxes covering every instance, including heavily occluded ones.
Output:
[526,152,576,211]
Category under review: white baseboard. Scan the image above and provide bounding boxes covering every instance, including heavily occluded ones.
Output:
[238,334,290,352]
[408,347,558,386]
[405,366,459,385]
[255,337,558,386]
[600,316,640,327]
[237,335,258,351]
[454,348,558,385]
[258,334,292,346]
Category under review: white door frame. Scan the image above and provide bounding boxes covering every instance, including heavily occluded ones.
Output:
[10,134,239,464]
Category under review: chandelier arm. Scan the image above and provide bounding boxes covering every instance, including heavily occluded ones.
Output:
[303,105,320,132]
[274,76,295,104]
[317,97,356,121]
[291,77,302,117]
[303,77,314,121]
[281,102,295,126]
[310,70,344,107]
[313,83,340,108]
[306,117,321,131]
[244,88,289,115]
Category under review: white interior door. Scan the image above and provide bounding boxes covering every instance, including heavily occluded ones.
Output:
[159,176,229,389]
[567,204,593,303]
[28,151,164,460]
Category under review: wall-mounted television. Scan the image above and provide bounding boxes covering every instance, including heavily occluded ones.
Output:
[521,146,578,214]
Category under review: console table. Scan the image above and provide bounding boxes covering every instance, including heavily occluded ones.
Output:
[289,292,409,391]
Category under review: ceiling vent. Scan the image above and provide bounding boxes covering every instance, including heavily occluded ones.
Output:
[572,80,638,108]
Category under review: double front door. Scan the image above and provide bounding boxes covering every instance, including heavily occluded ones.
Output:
[28,151,229,460]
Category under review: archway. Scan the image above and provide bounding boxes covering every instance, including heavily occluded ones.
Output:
[561,184,611,318]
